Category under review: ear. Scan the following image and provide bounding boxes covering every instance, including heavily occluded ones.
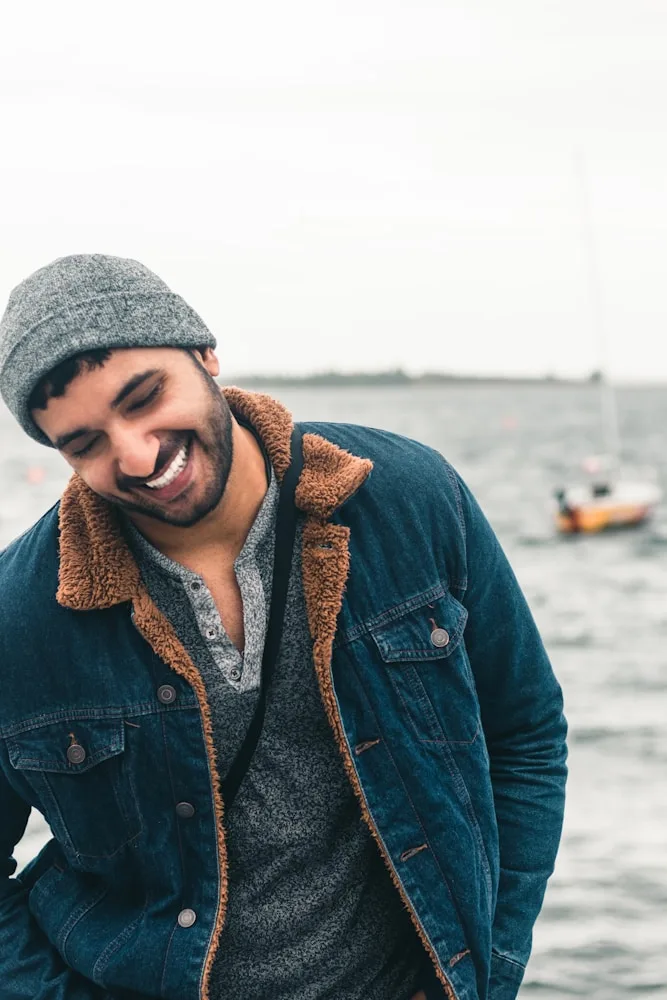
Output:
[193,346,220,378]
[202,347,220,378]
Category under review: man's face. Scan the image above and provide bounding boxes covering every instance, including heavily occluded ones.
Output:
[31,346,233,528]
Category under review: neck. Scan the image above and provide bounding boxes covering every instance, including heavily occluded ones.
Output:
[126,417,269,564]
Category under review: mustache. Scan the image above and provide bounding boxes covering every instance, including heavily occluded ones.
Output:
[116,433,192,492]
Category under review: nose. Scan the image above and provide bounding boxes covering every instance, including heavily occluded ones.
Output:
[114,430,161,482]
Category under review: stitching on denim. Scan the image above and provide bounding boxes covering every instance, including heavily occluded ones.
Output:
[344,650,467,943]
[393,672,431,744]
[365,584,450,631]
[0,702,197,739]
[388,660,480,747]
[413,667,480,747]
[73,759,144,861]
[20,733,143,861]
[375,616,467,661]
[60,885,109,964]
[161,917,181,996]
[428,734,493,913]
[333,582,449,647]
[35,772,76,855]
[417,721,481,747]
[443,459,467,549]
[159,703,187,892]
[92,891,149,985]
[9,746,121,769]
[491,949,526,971]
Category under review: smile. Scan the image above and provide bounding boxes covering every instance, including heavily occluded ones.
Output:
[145,441,190,490]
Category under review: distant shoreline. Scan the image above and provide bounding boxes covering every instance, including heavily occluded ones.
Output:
[225,370,599,388]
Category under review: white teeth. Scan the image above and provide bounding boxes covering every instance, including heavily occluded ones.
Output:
[145,443,189,490]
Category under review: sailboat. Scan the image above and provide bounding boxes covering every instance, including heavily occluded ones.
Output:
[554,449,662,535]
[553,156,663,534]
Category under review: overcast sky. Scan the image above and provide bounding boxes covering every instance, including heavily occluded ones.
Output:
[1,1,666,382]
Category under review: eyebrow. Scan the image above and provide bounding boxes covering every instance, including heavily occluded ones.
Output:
[53,369,161,450]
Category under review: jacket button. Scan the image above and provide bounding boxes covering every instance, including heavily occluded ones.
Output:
[66,744,86,764]
[157,685,177,704]
[176,801,195,818]
[430,628,450,648]
[178,908,197,928]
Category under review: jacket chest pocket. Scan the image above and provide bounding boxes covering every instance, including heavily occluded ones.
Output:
[371,590,481,746]
[7,717,143,861]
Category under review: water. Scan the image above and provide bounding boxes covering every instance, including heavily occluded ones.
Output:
[2,382,666,999]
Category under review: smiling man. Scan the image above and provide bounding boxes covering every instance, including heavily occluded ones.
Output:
[0,255,567,1000]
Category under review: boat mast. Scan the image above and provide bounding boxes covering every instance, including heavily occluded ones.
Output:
[575,150,622,478]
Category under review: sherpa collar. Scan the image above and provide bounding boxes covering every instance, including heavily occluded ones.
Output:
[56,386,372,612]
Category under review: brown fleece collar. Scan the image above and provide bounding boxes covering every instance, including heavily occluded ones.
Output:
[56,386,372,612]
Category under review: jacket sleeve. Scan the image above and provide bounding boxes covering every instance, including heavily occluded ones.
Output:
[0,773,112,1000]
[452,468,568,1000]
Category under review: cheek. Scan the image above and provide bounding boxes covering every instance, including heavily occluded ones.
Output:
[75,462,116,496]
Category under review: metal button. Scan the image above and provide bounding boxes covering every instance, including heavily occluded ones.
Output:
[430,627,450,648]
[157,684,177,704]
[190,581,201,591]
[177,908,197,928]
[66,744,86,764]
[229,668,241,682]
[176,801,195,819]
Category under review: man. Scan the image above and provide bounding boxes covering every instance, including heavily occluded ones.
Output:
[0,255,567,1000]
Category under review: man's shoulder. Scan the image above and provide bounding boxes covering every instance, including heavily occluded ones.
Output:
[299,419,462,504]
[300,418,449,464]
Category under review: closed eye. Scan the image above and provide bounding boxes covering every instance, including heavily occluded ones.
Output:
[72,436,100,458]
[70,380,165,459]
[127,380,164,412]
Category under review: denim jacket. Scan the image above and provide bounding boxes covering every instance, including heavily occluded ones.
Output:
[0,388,567,1000]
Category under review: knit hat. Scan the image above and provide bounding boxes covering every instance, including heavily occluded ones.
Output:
[0,254,217,446]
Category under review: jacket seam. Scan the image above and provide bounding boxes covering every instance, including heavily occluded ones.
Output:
[0,702,197,738]
[60,885,109,964]
[491,948,526,971]
[442,458,467,548]
[334,582,450,647]
[344,648,468,963]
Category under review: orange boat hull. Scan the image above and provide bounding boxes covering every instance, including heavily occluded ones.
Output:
[555,503,652,534]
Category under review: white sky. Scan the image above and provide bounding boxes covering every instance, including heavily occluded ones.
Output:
[1,1,667,381]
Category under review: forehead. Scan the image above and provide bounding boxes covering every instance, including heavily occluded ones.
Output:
[77,346,183,383]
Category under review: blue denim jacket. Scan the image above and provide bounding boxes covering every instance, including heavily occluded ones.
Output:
[0,389,567,1000]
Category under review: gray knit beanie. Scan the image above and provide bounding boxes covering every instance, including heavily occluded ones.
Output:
[0,254,217,446]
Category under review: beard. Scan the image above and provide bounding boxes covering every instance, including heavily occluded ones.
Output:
[103,367,234,528]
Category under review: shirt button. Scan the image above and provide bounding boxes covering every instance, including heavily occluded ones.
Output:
[205,628,217,640]
[176,801,195,819]
[190,581,202,591]
[430,627,450,648]
[157,684,177,704]
[177,908,197,928]
[66,744,86,764]
[229,667,241,682]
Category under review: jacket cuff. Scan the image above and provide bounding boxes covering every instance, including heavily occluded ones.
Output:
[488,950,527,1000]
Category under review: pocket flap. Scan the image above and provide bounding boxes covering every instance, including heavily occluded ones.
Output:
[371,590,468,663]
[7,718,125,774]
